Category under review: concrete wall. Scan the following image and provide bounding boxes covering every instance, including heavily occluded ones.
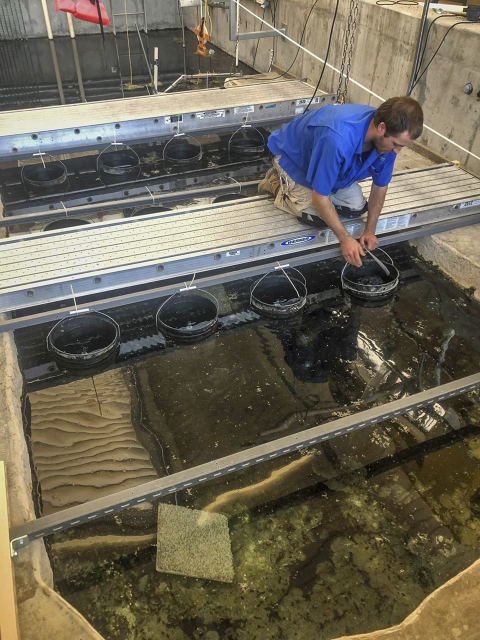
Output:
[19,0,180,36]
[182,0,480,175]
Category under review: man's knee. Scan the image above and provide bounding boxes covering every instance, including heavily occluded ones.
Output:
[329,183,367,218]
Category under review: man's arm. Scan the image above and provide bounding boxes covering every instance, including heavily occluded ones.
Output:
[359,183,388,250]
[312,190,366,267]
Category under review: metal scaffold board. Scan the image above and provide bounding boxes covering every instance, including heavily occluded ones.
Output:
[9,371,480,551]
[0,82,335,161]
[0,164,479,313]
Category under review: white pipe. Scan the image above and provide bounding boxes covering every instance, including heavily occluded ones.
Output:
[153,47,159,92]
[40,0,66,105]
[235,0,240,67]
[66,11,75,38]
[40,0,53,40]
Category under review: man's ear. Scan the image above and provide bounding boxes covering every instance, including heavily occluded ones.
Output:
[377,122,387,136]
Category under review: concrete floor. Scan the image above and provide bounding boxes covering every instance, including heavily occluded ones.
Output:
[1,144,480,639]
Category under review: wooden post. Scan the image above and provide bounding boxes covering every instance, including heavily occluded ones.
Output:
[0,461,20,640]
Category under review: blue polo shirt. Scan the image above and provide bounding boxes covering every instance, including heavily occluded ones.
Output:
[267,104,396,195]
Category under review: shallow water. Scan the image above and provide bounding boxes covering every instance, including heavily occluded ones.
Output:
[21,244,480,639]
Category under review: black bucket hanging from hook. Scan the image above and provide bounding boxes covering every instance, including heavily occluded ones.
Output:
[97,143,141,184]
[47,311,120,373]
[21,154,68,197]
[228,126,265,158]
[163,134,202,166]
[341,248,399,302]
[250,267,307,317]
[156,289,219,343]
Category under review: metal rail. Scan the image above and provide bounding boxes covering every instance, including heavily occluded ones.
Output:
[1,164,480,314]
[9,372,480,553]
[0,83,334,161]
[2,210,480,333]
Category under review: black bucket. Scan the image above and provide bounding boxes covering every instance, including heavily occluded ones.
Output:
[22,158,68,195]
[43,218,90,231]
[129,205,173,217]
[341,249,399,301]
[250,268,307,317]
[47,311,120,372]
[228,126,265,157]
[156,289,218,343]
[97,145,141,184]
[163,135,202,165]
[212,192,249,204]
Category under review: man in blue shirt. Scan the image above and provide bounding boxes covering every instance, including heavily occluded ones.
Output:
[258,97,423,267]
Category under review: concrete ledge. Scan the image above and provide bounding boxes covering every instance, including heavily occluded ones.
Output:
[332,557,480,640]
[0,329,105,640]
[411,224,480,302]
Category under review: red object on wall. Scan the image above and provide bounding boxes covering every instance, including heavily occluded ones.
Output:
[54,0,111,26]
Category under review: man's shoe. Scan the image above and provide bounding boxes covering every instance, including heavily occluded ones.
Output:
[299,212,326,229]
[258,167,280,196]
[334,201,368,219]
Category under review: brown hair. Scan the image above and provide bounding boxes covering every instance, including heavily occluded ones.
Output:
[373,97,423,139]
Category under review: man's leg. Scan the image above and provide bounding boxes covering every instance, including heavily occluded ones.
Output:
[258,156,322,223]
[329,183,368,219]
[258,157,367,226]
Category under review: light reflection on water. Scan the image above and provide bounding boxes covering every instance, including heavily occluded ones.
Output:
[34,246,480,639]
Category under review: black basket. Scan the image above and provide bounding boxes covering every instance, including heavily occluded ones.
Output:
[156,289,218,343]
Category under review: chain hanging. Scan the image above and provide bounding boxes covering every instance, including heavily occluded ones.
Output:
[336,0,359,104]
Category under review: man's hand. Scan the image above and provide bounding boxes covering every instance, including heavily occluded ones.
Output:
[359,230,379,251]
[340,236,365,267]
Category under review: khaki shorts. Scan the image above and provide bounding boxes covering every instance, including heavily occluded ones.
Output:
[272,155,367,218]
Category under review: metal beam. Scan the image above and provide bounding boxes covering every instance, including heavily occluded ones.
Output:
[229,0,286,41]
[1,210,480,333]
[1,164,479,315]
[0,82,332,161]
[10,372,480,552]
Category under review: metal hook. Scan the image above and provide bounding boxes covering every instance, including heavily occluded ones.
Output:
[70,284,78,314]
[228,176,242,191]
[274,262,301,298]
[145,186,155,204]
[33,151,46,168]
[180,273,197,291]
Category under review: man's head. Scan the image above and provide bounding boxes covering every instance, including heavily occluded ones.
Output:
[372,97,423,155]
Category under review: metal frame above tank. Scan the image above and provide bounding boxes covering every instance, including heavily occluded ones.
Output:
[0,82,335,161]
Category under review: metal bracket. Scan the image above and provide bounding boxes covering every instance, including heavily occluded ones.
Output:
[10,535,28,557]
[229,0,286,41]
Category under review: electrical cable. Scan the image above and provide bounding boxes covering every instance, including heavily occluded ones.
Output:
[251,7,265,70]
[269,0,277,69]
[303,0,340,112]
[248,0,321,81]
[408,12,457,93]
[408,20,475,94]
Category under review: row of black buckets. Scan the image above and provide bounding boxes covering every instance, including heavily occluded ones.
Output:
[40,191,252,231]
[47,252,399,374]
[21,127,266,193]
[41,192,252,231]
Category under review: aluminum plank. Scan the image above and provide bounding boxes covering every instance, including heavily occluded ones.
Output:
[1,164,479,312]
[0,83,336,160]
